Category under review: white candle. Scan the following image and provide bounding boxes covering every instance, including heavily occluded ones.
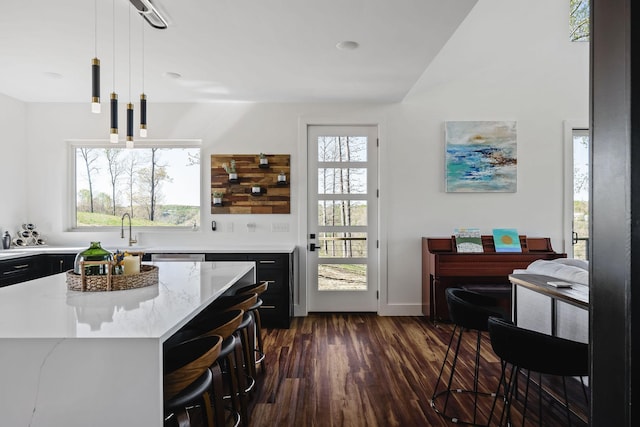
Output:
[123,256,140,275]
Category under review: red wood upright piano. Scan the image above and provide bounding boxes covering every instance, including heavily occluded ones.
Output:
[422,235,566,322]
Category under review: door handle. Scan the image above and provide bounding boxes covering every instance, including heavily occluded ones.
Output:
[309,243,316,252]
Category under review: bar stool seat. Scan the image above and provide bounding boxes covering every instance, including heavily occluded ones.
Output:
[190,309,249,427]
[164,335,222,427]
[233,282,269,372]
[207,293,260,395]
[431,288,507,426]
[487,317,589,426]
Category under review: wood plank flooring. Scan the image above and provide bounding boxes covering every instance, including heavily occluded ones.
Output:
[248,313,589,427]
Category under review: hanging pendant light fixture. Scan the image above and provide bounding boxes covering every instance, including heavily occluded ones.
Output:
[109,0,118,143]
[139,18,147,138]
[110,93,118,143]
[126,2,134,148]
[91,0,101,113]
[126,103,134,148]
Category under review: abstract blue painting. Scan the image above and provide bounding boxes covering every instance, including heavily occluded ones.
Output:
[445,121,517,192]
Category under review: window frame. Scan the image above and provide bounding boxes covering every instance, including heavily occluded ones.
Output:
[66,139,203,232]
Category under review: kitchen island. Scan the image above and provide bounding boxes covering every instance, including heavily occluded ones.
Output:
[0,260,255,427]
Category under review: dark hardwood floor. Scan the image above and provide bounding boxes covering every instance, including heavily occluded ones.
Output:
[248,313,589,427]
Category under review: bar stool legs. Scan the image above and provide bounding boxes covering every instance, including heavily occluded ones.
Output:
[487,316,590,427]
[431,288,507,426]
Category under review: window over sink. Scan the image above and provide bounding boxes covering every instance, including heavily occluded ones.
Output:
[69,140,201,230]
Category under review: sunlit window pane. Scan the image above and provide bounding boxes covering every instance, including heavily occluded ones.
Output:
[318,264,367,291]
[318,168,366,194]
[317,136,367,162]
[74,146,201,228]
[318,232,367,258]
[318,200,367,226]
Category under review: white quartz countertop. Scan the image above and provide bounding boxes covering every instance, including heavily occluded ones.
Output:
[0,261,255,340]
[0,244,296,260]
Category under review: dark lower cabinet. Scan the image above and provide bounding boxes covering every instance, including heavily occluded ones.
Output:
[0,255,43,287]
[204,251,294,329]
[43,254,76,275]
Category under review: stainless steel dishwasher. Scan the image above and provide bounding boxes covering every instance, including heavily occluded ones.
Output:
[150,253,205,262]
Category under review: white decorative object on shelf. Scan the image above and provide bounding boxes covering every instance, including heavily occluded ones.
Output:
[12,223,46,247]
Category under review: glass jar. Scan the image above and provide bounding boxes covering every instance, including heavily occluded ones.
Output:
[74,242,114,276]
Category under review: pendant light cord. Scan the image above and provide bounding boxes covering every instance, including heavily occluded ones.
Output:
[94,0,98,57]
[141,18,145,93]
[112,0,116,90]
[128,2,131,101]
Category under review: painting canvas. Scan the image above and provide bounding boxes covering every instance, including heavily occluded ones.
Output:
[454,227,483,253]
[445,121,517,192]
[492,228,522,253]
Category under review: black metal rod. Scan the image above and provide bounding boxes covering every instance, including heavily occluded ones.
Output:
[126,103,134,140]
[91,58,100,101]
[110,93,118,131]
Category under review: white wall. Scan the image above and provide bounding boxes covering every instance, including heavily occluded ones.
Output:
[381,0,589,311]
[0,93,28,235]
[11,0,588,316]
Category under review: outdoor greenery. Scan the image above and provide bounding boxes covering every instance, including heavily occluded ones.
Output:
[75,146,200,228]
[570,0,589,42]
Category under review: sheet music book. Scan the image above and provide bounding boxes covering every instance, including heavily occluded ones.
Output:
[492,228,522,252]
[454,227,483,252]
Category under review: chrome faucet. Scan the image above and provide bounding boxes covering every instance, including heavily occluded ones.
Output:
[120,212,137,246]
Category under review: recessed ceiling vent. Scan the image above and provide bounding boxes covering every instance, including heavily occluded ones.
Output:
[129,0,168,29]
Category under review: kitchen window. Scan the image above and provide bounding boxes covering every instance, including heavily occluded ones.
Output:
[69,140,201,230]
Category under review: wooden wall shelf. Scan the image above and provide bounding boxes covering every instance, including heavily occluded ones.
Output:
[211,154,290,214]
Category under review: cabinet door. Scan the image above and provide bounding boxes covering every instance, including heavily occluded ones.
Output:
[0,256,41,287]
[45,254,76,275]
[250,253,292,328]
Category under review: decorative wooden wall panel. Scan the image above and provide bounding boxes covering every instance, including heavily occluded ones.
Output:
[211,154,290,214]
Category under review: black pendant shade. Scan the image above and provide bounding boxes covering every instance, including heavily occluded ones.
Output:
[91,58,101,113]
[139,93,147,137]
[110,92,118,143]
[126,103,134,146]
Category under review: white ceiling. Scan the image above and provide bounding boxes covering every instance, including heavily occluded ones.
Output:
[0,0,477,104]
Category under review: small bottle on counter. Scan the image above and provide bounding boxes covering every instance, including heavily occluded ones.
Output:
[2,231,10,249]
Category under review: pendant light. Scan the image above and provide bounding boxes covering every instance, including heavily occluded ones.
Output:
[139,18,147,138]
[126,2,134,149]
[91,0,100,113]
[109,0,118,143]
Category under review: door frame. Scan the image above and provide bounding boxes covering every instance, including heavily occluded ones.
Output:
[562,120,589,258]
[296,115,388,317]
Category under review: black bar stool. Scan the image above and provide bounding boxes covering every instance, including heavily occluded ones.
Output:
[207,293,260,398]
[190,308,250,427]
[233,281,269,374]
[487,317,589,426]
[164,335,222,427]
[431,287,507,426]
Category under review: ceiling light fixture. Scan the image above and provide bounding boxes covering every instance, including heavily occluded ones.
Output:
[129,0,168,30]
[336,40,360,50]
[91,0,101,113]
[110,0,118,143]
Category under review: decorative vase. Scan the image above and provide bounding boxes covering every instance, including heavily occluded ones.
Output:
[278,172,287,183]
[228,172,238,182]
[74,242,114,276]
[260,157,268,165]
[2,231,10,249]
[213,197,223,206]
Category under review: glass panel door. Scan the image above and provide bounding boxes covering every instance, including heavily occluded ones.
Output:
[572,129,590,260]
[307,125,378,312]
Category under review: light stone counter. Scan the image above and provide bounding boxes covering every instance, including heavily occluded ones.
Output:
[0,261,255,426]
